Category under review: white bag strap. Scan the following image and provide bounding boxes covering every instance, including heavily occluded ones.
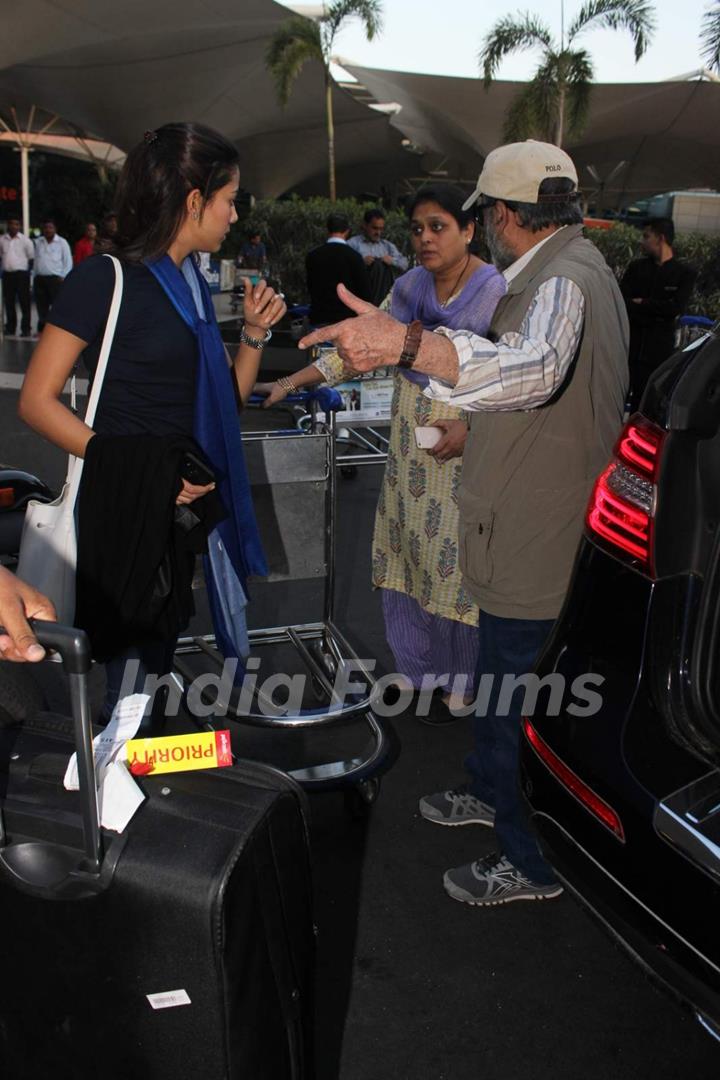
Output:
[66,254,124,504]
[83,254,123,428]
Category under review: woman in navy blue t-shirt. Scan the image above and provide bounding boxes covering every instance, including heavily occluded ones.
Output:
[19,122,286,722]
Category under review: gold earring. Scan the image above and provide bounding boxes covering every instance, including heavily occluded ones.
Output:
[192,209,200,221]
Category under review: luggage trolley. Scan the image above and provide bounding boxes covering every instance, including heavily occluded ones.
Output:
[304,345,393,475]
[174,387,392,811]
[676,314,715,350]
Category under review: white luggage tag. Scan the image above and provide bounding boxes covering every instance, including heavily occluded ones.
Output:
[97,759,146,833]
[63,693,150,791]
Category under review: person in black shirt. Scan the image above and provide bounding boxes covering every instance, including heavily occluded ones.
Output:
[305,212,370,326]
[620,217,696,409]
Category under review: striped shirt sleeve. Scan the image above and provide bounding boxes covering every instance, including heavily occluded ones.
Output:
[424,276,585,412]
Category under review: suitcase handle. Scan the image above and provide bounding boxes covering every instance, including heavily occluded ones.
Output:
[0,620,104,893]
[25,619,93,674]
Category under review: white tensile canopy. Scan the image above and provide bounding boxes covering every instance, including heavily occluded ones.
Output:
[341,63,720,206]
[1,1,718,207]
[0,0,416,200]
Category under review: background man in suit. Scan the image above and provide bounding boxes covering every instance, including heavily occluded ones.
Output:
[306,212,370,326]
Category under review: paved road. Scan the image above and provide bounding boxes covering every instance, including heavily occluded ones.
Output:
[0,340,717,1079]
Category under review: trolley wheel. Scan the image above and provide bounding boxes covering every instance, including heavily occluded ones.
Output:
[310,674,327,702]
[319,649,338,680]
[343,777,381,819]
[308,642,338,682]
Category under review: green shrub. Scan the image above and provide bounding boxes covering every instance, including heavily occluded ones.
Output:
[221,196,410,304]
[582,222,641,278]
[222,200,720,320]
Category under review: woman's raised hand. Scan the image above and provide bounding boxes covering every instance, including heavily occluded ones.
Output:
[243,279,287,336]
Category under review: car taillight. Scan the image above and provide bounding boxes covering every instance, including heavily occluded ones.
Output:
[522,718,625,842]
[0,486,14,509]
[585,415,665,575]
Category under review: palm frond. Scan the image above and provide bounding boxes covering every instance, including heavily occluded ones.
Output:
[478,13,554,87]
[502,80,552,142]
[565,50,594,138]
[526,56,563,140]
[326,0,383,41]
[567,0,655,61]
[701,3,720,71]
[266,17,323,106]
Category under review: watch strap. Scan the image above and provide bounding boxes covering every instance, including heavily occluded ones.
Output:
[397,319,424,370]
[241,326,272,349]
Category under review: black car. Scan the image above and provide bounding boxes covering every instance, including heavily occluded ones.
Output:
[520,325,720,1042]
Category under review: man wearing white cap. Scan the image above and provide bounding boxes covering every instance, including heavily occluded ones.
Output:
[300,140,629,907]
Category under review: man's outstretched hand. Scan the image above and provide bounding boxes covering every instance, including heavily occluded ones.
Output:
[299,284,405,372]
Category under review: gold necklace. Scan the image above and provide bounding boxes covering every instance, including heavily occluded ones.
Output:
[437,253,471,308]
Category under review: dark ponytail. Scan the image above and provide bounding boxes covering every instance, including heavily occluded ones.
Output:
[112,122,239,262]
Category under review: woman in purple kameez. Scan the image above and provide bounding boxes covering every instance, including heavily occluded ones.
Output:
[261,185,505,719]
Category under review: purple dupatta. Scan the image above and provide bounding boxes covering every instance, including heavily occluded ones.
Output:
[389,264,505,386]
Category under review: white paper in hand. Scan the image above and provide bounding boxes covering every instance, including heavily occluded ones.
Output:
[63,693,150,791]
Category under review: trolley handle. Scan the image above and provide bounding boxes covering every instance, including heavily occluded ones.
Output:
[249,387,344,412]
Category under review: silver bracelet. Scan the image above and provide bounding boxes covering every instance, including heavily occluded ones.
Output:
[241,326,272,349]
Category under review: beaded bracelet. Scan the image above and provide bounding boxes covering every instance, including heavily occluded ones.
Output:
[277,376,299,395]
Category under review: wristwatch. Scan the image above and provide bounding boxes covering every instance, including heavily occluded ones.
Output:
[397,319,424,369]
[241,326,272,349]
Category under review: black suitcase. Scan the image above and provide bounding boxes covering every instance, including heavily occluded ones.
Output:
[0,623,315,1080]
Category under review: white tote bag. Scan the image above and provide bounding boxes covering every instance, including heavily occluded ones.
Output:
[17,255,124,624]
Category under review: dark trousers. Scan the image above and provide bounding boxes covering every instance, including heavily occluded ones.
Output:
[102,639,177,731]
[34,274,63,330]
[626,324,676,412]
[465,610,556,884]
[2,270,31,335]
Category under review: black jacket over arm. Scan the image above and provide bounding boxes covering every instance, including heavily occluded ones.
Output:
[76,433,224,661]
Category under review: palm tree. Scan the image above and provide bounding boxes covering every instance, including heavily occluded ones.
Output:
[701,2,720,72]
[479,1,655,147]
[266,1,383,201]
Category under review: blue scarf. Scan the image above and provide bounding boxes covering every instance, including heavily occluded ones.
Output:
[145,254,267,659]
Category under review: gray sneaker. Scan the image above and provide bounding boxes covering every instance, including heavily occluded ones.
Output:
[443,852,564,906]
[419,787,495,827]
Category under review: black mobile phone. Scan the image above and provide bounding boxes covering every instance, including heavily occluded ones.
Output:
[180,451,215,486]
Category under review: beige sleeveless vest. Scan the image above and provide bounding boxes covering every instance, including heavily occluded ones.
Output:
[458,224,629,619]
